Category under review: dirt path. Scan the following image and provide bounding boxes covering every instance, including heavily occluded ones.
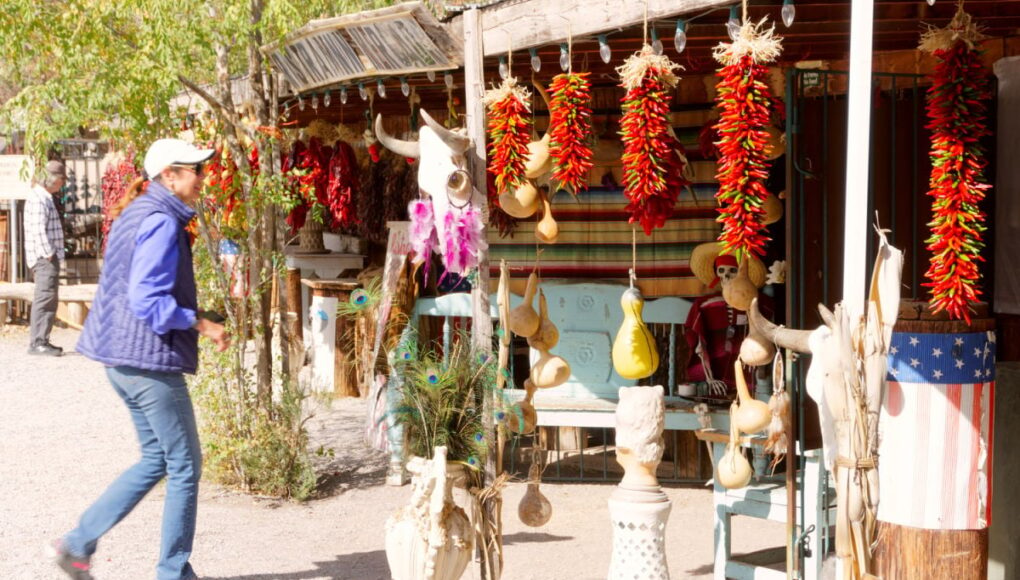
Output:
[0,326,782,580]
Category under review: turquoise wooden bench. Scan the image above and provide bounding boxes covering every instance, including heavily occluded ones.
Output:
[386,281,733,483]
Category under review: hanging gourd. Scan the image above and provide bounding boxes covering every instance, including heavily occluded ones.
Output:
[733,358,771,434]
[499,179,540,218]
[611,271,660,380]
[535,189,559,244]
[518,451,552,527]
[717,402,754,489]
[919,7,991,323]
[508,271,541,338]
[712,16,783,262]
[722,257,758,312]
[528,290,571,389]
[509,379,539,435]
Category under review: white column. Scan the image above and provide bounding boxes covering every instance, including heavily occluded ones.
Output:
[841,0,876,315]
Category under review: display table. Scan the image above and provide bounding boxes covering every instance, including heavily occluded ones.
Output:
[301,278,362,397]
[284,247,365,344]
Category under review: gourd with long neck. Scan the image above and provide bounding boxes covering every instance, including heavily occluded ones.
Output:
[722,256,757,312]
[527,292,571,388]
[739,320,777,367]
[510,379,538,435]
[733,359,771,434]
[535,190,559,244]
[508,272,541,338]
[611,286,660,380]
[717,402,753,489]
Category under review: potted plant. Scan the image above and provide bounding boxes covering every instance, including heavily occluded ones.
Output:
[384,330,508,580]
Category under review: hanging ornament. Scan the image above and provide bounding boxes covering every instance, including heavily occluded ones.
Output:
[559,43,570,72]
[651,27,664,55]
[674,21,688,54]
[781,0,796,27]
[549,72,594,196]
[529,48,542,72]
[919,7,990,322]
[712,18,784,261]
[598,34,612,64]
[484,75,533,195]
[727,6,742,41]
[617,45,684,234]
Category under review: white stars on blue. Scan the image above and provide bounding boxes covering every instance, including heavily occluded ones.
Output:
[887,331,996,383]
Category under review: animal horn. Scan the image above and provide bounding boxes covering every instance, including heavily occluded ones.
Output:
[748,298,813,354]
[817,303,836,328]
[374,114,419,159]
[420,109,471,153]
[532,76,552,109]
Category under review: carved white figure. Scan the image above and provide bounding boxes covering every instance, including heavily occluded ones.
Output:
[615,385,666,488]
[609,385,672,580]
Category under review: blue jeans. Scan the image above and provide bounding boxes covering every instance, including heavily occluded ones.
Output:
[64,366,202,580]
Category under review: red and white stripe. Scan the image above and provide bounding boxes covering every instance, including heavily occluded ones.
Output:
[878,380,994,530]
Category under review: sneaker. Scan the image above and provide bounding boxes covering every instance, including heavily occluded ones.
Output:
[47,539,93,579]
[28,343,63,356]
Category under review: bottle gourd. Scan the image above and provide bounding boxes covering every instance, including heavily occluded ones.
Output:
[611,287,660,380]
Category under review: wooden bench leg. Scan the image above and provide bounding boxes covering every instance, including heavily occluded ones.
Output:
[712,442,731,580]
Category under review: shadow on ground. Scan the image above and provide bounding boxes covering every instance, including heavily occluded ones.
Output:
[203,549,389,580]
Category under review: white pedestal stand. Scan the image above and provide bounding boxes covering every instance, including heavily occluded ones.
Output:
[607,483,672,580]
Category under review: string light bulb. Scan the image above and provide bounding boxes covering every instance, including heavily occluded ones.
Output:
[598,34,611,64]
[444,71,454,89]
[559,43,569,71]
[340,86,348,104]
[377,79,387,98]
[323,90,331,107]
[499,56,508,79]
[310,93,318,110]
[427,70,436,82]
[400,77,410,97]
[674,20,687,54]
[782,0,796,27]
[358,82,367,101]
[727,5,741,41]
[297,94,305,111]
[529,48,541,72]
[651,27,663,55]
[926,0,936,5]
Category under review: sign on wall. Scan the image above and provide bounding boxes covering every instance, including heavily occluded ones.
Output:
[0,156,34,200]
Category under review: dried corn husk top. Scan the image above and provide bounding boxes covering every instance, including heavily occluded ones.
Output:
[713,18,783,66]
[483,76,532,108]
[616,45,683,90]
[336,124,361,145]
[306,119,339,146]
[919,6,987,52]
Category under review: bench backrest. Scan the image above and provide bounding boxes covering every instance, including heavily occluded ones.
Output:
[411,281,692,400]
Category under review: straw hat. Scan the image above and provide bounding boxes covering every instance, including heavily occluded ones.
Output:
[690,241,767,289]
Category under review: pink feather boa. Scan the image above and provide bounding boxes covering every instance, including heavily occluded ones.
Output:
[441,203,487,276]
[408,198,437,266]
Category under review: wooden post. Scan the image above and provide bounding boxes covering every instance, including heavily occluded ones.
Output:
[286,268,304,377]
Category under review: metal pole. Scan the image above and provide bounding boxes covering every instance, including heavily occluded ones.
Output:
[11,199,18,283]
[841,0,876,316]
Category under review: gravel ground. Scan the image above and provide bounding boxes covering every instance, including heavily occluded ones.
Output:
[0,325,782,580]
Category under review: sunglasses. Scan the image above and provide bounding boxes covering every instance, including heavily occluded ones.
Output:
[170,162,205,175]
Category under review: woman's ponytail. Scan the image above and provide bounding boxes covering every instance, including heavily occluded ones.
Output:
[110,176,148,220]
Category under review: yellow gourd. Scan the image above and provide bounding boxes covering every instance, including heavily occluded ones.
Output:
[611,287,660,380]
[722,257,757,312]
[733,359,771,434]
[508,273,541,338]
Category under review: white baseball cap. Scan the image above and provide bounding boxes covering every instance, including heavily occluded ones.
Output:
[143,138,215,179]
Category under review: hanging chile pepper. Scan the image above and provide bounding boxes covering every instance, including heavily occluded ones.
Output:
[919,9,991,323]
[712,20,783,262]
[617,46,683,235]
[549,72,594,196]
[485,76,533,194]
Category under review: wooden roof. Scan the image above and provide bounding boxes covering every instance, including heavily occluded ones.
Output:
[281,0,1020,124]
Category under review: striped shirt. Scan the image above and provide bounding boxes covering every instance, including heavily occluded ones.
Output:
[25,184,65,265]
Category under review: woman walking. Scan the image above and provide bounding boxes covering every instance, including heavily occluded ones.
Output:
[52,139,229,580]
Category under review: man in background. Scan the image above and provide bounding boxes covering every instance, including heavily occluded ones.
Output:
[25,159,67,356]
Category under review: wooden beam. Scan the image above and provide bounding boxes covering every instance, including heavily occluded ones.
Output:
[478,0,734,56]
